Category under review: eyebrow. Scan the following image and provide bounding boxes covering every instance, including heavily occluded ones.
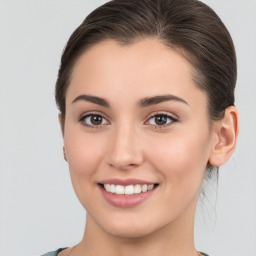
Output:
[138,94,189,107]
[72,94,188,108]
[72,94,110,107]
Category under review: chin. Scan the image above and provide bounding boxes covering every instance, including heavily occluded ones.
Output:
[98,214,163,239]
[106,225,154,239]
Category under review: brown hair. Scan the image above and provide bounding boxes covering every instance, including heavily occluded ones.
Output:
[56,0,236,125]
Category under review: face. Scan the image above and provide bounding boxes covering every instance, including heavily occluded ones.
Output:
[63,39,215,238]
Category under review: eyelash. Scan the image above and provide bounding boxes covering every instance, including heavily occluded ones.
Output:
[145,113,178,129]
[79,112,178,129]
[79,112,110,128]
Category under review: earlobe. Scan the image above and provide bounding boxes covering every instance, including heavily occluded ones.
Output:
[209,106,239,167]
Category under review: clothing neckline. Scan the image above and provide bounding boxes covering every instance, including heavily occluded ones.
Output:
[55,248,209,256]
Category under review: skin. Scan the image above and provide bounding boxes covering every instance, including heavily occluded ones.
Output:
[59,39,238,256]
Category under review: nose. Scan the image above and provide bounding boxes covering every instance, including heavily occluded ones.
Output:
[107,124,144,171]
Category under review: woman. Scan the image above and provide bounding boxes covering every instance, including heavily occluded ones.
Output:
[43,0,239,255]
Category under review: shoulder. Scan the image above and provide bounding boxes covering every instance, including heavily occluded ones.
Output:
[200,253,210,256]
[41,248,68,256]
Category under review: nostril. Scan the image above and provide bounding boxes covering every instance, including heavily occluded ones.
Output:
[108,162,140,171]
[106,134,144,170]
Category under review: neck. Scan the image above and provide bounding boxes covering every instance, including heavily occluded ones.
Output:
[76,205,198,256]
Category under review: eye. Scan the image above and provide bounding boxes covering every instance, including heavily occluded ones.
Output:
[80,114,109,127]
[146,114,177,127]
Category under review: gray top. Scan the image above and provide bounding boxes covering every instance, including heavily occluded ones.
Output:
[41,248,209,256]
[41,248,67,256]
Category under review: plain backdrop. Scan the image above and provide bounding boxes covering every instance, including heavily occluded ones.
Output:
[0,1,255,255]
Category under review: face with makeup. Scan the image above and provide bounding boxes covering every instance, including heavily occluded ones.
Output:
[62,38,231,238]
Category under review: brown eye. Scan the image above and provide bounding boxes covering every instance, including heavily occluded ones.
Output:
[155,115,168,125]
[80,114,108,127]
[90,115,103,125]
[147,114,177,127]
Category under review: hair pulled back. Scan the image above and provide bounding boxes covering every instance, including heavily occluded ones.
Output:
[55,0,236,124]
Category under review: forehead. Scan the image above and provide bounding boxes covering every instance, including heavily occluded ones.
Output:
[66,38,207,108]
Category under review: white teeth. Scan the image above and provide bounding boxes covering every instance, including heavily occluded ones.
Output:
[134,184,142,194]
[115,185,125,195]
[142,184,148,192]
[125,185,134,195]
[148,184,154,191]
[103,184,156,195]
[104,184,111,192]
[110,184,116,193]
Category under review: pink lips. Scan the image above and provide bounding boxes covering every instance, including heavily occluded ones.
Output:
[99,178,157,208]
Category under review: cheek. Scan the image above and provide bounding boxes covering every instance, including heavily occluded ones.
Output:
[63,128,109,210]
[63,126,107,198]
[64,128,104,172]
[147,130,211,185]
[144,131,212,219]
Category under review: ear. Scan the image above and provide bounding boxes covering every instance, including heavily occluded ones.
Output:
[209,106,239,167]
[58,113,64,136]
[63,146,67,161]
[58,113,67,161]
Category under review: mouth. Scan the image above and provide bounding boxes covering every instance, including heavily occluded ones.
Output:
[99,183,158,195]
[98,180,159,208]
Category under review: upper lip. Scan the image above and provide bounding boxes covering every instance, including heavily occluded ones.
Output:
[98,178,157,186]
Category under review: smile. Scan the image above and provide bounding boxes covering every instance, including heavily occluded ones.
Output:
[99,181,158,208]
[103,184,156,195]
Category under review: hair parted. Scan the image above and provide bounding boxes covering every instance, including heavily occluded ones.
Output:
[55,0,236,124]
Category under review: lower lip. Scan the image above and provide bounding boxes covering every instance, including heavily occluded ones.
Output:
[99,185,156,208]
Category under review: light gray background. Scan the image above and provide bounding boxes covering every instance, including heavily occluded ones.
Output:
[0,1,255,255]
